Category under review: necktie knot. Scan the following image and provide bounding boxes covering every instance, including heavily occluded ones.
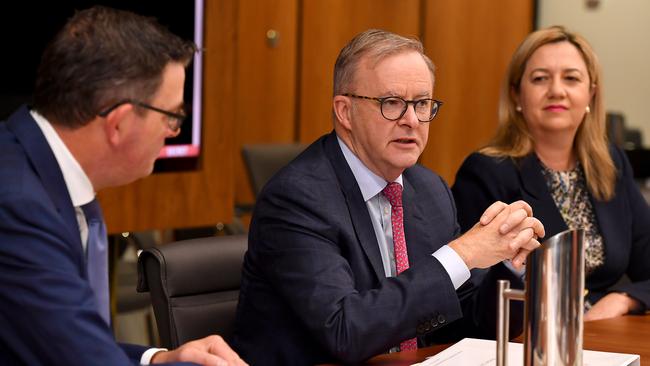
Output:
[81,199,103,224]
[382,182,403,208]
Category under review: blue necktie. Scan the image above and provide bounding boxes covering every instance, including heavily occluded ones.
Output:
[81,199,110,325]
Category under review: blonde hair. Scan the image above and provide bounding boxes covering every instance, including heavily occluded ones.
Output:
[481,26,615,201]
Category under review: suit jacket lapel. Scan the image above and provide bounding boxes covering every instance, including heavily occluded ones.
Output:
[401,175,432,261]
[589,199,619,281]
[6,106,84,256]
[323,132,385,279]
[519,154,568,238]
[589,172,627,281]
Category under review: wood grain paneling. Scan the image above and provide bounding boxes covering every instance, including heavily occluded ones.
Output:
[234,0,298,205]
[97,0,534,233]
[421,0,533,184]
[298,0,421,144]
[98,0,237,233]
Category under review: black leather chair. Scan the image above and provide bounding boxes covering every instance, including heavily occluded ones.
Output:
[227,143,307,235]
[241,143,307,197]
[137,234,247,348]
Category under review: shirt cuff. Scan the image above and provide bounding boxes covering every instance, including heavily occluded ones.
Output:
[432,245,471,289]
[140,348,168,365]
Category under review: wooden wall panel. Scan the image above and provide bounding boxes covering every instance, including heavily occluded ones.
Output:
[298,0,421,144]
[420,0,533,184]
[98,0,237,233]
[234,0,298,205]
[96,0,534,233]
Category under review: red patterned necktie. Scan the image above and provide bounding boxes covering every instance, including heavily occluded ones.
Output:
[382,182,418,351]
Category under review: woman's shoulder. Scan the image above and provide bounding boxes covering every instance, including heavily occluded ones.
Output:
[607,143,628,169]
[453,151,527,197]
[458,151,520,176]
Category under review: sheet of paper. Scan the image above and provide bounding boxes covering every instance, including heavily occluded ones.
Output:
[412,338,639,366]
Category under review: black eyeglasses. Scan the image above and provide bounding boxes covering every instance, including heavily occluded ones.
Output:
[342,93,443,122]
[98,99,186,132]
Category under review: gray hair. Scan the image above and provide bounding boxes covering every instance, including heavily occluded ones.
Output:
[333,29,435,95]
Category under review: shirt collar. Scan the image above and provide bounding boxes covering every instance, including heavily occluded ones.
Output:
[337,135,403,202]
[31,110,95,207]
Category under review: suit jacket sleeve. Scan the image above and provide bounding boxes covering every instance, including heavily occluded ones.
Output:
[247,170,464,363]
[452,153,520,233]
[0,188,143,365]
[606,147,650,310]
[448,153,527,339]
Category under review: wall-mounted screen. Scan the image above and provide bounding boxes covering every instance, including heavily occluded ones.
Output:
[0,0,204,172]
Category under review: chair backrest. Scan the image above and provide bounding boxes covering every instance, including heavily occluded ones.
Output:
[241,143,307,197]
[606,112,626,147]
[137,234,247,348]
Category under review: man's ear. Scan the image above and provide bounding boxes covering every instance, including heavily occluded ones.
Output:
[102,103,133,146]
[333,95,353,131]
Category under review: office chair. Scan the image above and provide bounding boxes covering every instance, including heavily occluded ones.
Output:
[137,234,247,348]
[606,111,643,149]
[226,143,307,234]
[241,143,307,197]
[112,232,158,345]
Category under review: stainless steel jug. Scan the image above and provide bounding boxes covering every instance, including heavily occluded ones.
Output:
[496,229,585,366]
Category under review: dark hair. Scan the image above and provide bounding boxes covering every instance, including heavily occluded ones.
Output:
[32,6,197,127]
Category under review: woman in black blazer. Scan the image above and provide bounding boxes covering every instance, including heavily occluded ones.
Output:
[452,26,650,321]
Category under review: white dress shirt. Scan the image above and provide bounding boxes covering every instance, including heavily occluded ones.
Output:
[32,110,95,253]
[337,136,470,289]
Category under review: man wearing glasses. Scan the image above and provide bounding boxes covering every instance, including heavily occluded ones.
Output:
[233,29,545,365]
[0,6,245,366]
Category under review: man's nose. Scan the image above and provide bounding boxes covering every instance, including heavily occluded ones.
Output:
[398,104,420,128]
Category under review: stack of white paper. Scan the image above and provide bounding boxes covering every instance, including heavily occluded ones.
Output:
[412,338,639,366]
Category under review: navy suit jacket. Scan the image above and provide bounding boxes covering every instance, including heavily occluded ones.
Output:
[233,132,520,365]
[0,106,194,365]
[452,148,650,309]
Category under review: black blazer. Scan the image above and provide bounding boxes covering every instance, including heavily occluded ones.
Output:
[452,146,650,309]
[233,132,520,365]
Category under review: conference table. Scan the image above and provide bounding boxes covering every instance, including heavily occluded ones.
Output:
[327,315,650,365]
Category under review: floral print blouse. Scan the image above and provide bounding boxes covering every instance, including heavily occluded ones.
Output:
[540,163,605,275]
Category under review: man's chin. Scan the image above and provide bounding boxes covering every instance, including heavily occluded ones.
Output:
[126,162,156,185]
[144,161,156,177]
[393,155,420,169]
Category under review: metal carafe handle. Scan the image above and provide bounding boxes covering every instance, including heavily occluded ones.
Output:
[497,281,525,365]
[496,229,585,366]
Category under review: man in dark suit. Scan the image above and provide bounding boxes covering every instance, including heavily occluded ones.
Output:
[0,6,245,366]
[233,29,545,365]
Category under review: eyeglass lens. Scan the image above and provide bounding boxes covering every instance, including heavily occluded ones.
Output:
[380,97,439,122]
